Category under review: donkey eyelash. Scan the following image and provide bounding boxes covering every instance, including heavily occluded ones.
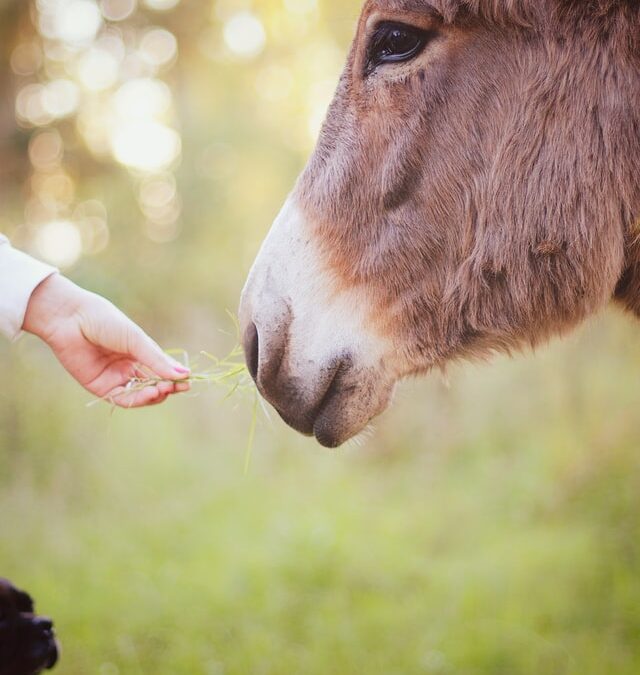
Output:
[365,22,434,76]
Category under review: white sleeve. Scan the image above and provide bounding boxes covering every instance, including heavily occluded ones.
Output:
[0,235,57,341]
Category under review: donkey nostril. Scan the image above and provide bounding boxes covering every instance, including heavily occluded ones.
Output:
[244,323,260,381]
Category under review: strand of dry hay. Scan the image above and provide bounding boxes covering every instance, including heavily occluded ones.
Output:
[87,345,253,406]
[149,345,253,399]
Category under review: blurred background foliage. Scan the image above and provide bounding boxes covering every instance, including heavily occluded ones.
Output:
[1,1,640,673]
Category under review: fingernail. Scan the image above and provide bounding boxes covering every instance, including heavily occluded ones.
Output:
[173,365,190,374]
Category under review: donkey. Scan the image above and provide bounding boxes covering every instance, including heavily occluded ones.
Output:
[240,0,640,448]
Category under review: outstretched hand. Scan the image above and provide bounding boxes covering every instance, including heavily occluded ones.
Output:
[23,274,190,408]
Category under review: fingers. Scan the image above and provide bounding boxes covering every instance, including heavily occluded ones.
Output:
[86,357,192,409]
[144,393,171,407]
[128,329,191,381]
[109,384,170,409]
[174,381,190,393]
[104,375,191,409]
[157,380,191,397]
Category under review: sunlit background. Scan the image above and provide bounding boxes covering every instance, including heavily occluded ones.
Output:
[1,1,640,674]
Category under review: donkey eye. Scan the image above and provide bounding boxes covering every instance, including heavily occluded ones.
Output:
[366,22,430,75]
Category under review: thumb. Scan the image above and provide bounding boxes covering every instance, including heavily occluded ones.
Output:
[129,328,190,381]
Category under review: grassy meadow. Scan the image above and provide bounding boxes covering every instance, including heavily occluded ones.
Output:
[2,310,640,674]
[1,1,640,673]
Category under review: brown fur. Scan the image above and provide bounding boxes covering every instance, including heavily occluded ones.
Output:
[296,0,640,377]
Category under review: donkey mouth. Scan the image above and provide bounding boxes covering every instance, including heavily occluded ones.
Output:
[250,350,394,448]
[265,358,350,448]
[311,371,395,448]
[275,390,366,449]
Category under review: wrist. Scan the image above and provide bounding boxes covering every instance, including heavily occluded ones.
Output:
[22,274,86,341]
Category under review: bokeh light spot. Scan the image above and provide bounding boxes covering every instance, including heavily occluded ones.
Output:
[76,100,112,156]
[111,121,181,172]
[35,220,83,268]
[29,129,64,170]
[100,0,137,22]
[52,0,103,46]
[32,171,76,207]
[143,0,181,10]
[139,28,178,68]
[113,78,172,118]
[223,12,266,59]
[16,84,53,127]
[77,47,120,90]
[138,174,177,210]
[42,79,81,118]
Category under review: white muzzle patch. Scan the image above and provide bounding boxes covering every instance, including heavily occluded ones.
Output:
[239,195,395,447]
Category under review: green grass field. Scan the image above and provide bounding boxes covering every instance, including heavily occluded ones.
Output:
[2,309,640,675]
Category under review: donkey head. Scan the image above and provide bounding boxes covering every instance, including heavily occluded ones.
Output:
[240,0,640,447]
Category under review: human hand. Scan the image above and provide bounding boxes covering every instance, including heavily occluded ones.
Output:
[22,274,191,408]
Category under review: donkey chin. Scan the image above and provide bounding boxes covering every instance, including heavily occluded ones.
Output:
[239,197,398,448]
